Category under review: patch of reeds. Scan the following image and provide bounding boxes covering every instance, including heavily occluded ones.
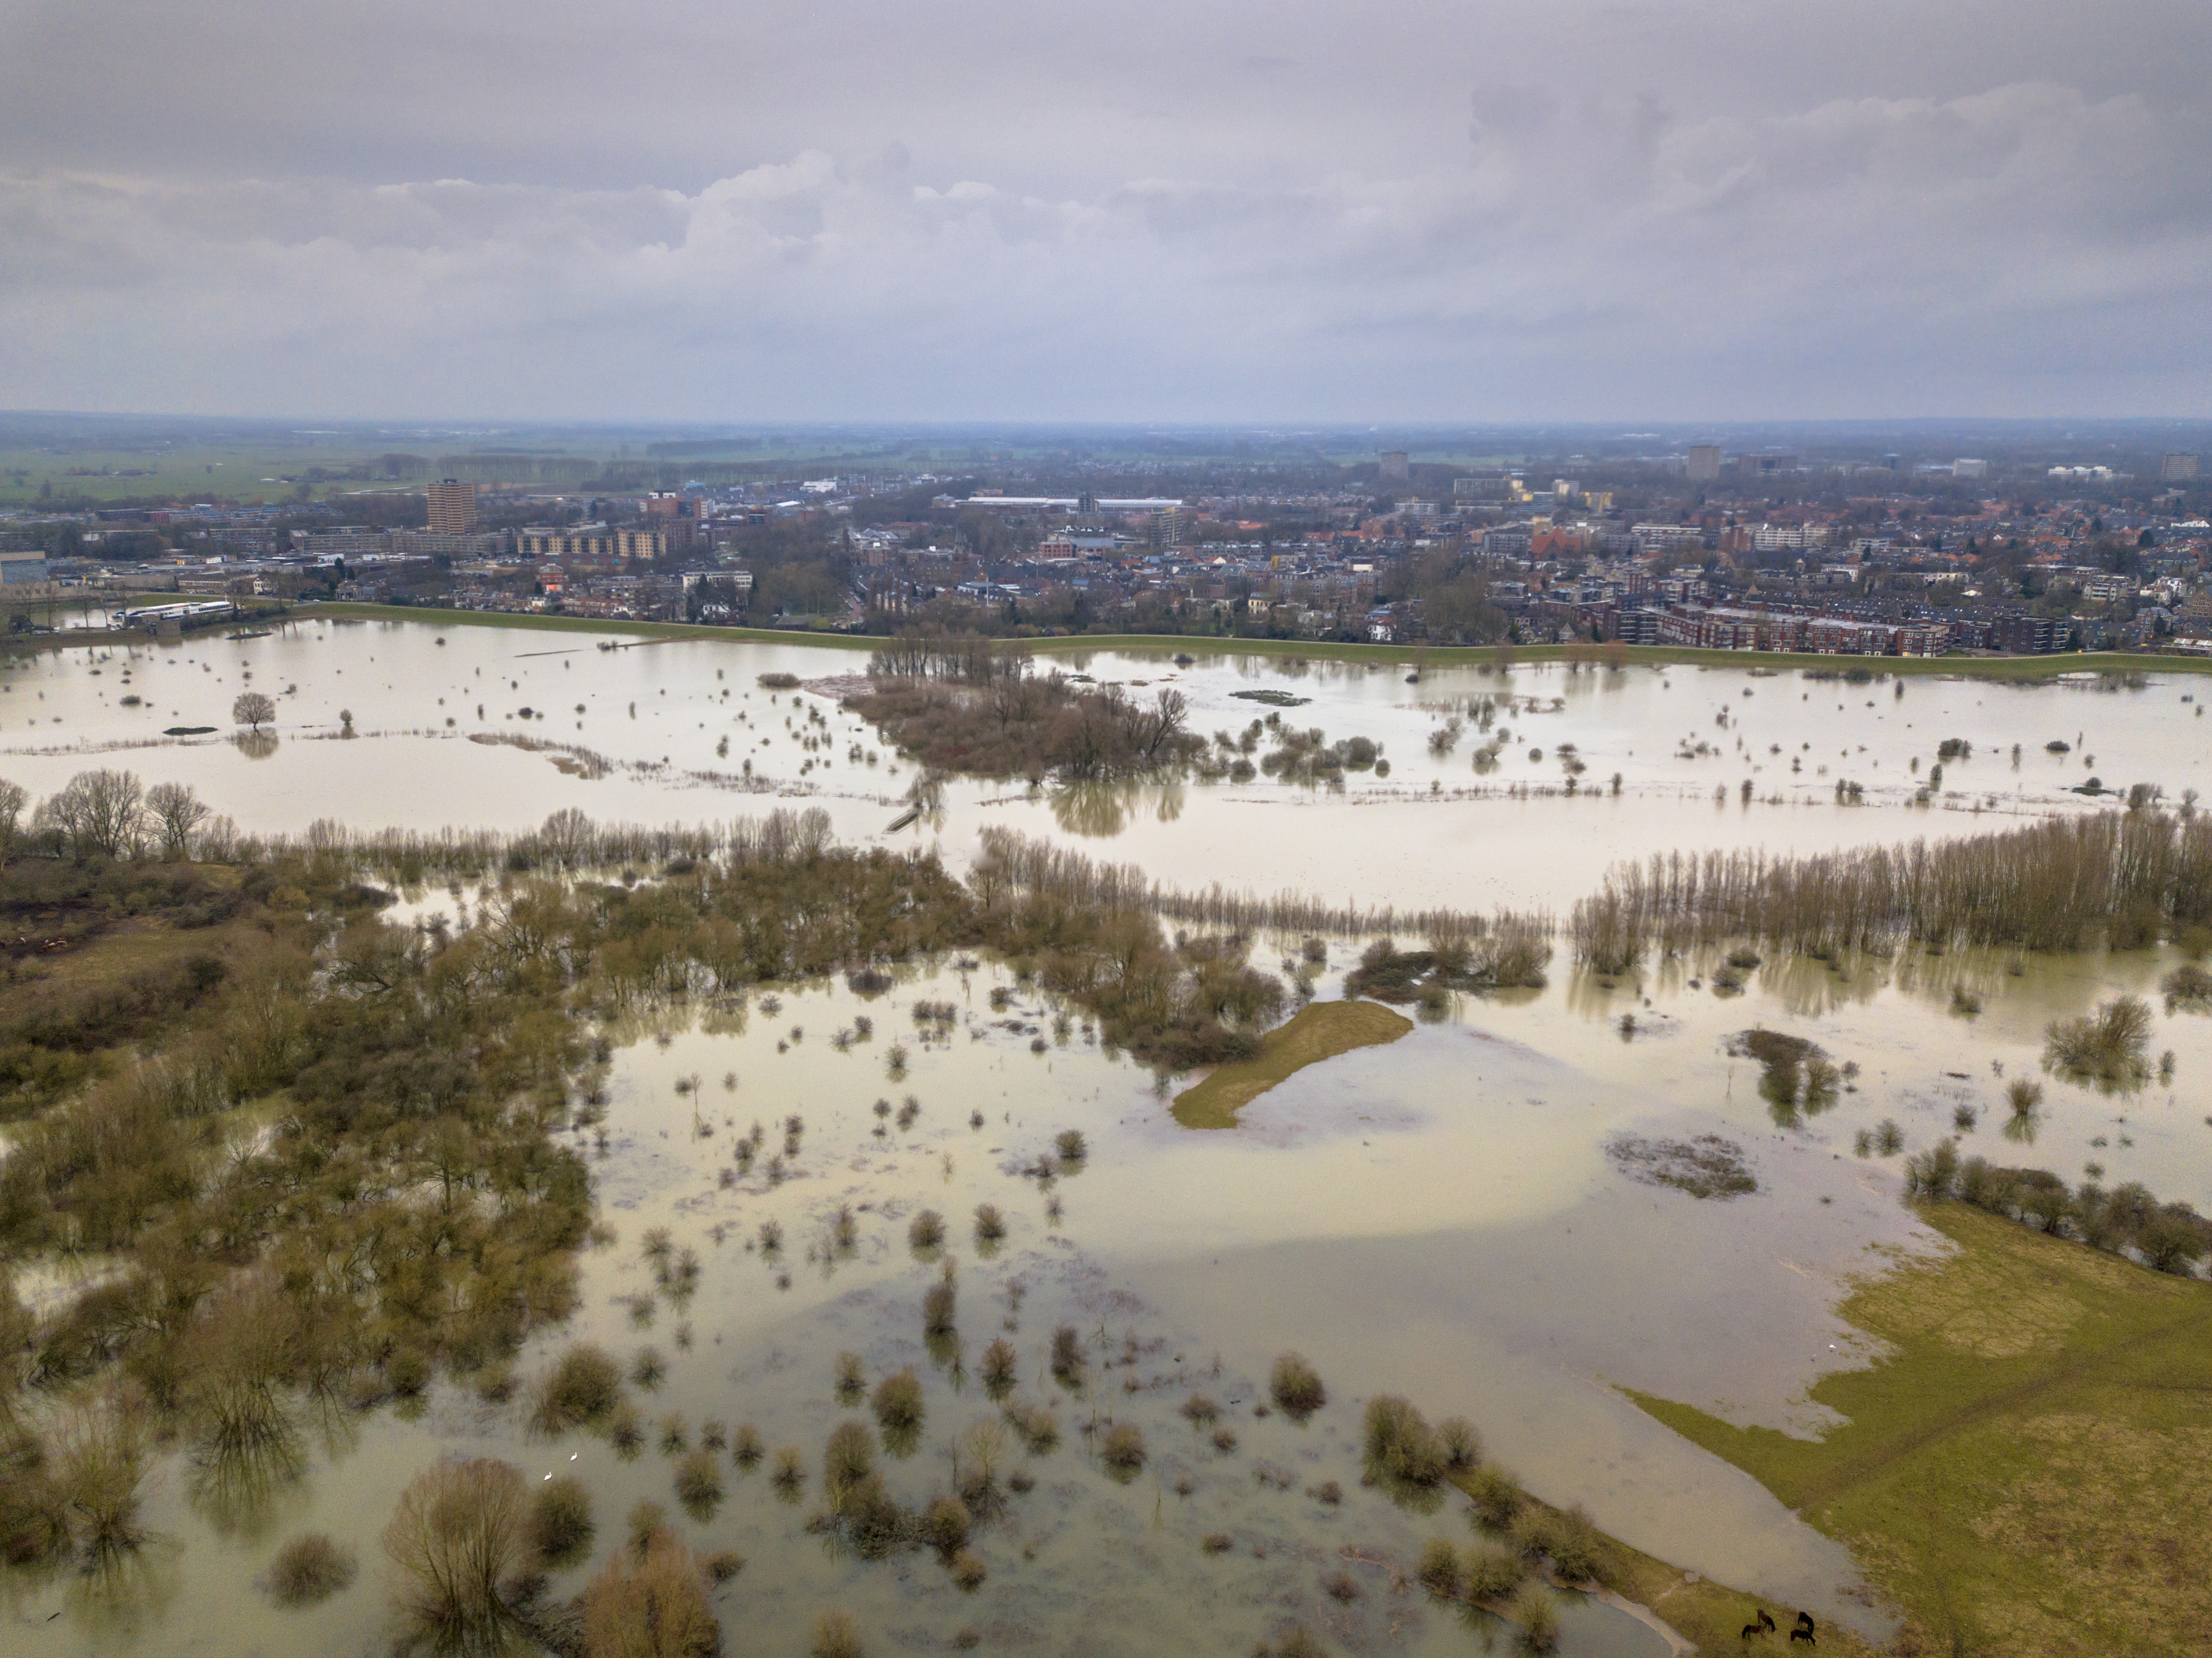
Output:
[1099,1421,1146,1478]
[812,1608,865,1658]
[1269,1352,1326,1421]
[266,1531,357,1607]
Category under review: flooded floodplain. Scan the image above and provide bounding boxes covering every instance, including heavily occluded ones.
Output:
[5,620,2210,1656]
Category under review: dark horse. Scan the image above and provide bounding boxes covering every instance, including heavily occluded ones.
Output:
[1789,1629,1816,1646]
[1741,1610,1778,1639]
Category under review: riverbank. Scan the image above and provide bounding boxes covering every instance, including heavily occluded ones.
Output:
[310,603,2212,681]
[1628,1202,2212,1657]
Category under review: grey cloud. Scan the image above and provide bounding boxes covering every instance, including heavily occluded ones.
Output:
[3,0,2210,417]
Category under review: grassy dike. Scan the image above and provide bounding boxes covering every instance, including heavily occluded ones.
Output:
[311,604,2212,680]
[1627,1203,2212,1657]
[1172,999,1412,1128]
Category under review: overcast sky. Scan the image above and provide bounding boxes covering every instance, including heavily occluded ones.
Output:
[3,0,2208,423]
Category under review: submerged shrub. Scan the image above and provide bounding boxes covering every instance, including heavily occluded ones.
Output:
[731,1423,764,1470]
[824,1420,876,1501]
[1437,1416,1481,1471]
[1363,1395,1444,1486]
[2045,995,2154,1085]
[1464,1540,1525,1599]
[1510,1582,1560,1650]
[630,1347,666,1389]
[582,1531,722,1658]
[950,1547,987,1591]
[979,1339,1019,1400]
[526,1476,595,1568]
[973,1204,1007,1244]
[267,1531,357,1607]
[381,1457,528,1651]
[1049,1325,1084,1385]
[923,1280,957,1336]
[1269,1352,1326,1421]
[872,1369,925,1432]
[675,1449,725,1514]
[921,1495,971,1556]
[1055,1129,1088,1163]
[1418,1536,1462,1595]
[1465,1465,1524,1530]
[1546,1503,1603,1583]
[834,1352,866,1405]
[908,1210,945,1251]
[770,1446,805,1494]
[2162,962,2212,1014]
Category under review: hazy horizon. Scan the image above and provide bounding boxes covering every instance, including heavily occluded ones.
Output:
[5,1,2209,423]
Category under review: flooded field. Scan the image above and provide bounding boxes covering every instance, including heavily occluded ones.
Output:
[5,618,2210,1656]
[5,619,2207,912]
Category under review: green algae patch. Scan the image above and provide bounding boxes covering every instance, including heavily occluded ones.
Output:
[1626,1202,2212,1658]
[1172,999,1412,1129]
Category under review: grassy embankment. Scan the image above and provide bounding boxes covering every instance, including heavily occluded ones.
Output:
[1628,1203,2212,1657]
[313,604,2212,681]
[1171,999,1412,1128]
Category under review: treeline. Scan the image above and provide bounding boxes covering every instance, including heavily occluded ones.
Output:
[1569,812,2212,971]
[1903,1142,2211,1277]
[973,826,1545,943]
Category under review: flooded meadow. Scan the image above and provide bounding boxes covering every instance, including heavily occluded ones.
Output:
[6,619,2211,1657]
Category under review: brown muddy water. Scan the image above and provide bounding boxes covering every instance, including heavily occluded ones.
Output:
[6,622,2212,1655]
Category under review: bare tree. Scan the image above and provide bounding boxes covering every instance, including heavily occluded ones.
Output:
[38,769,145,860]
[145,781,210,860]
[0,778,26,855]
[232,692,276,730]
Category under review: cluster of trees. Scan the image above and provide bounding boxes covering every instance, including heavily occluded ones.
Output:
[1903,1141,2211,1276]
[849,633,1201,783]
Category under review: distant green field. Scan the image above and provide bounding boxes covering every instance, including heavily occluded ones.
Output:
[0,444,410,506]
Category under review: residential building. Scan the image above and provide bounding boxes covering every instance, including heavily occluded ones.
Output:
[426,479,479,535]
[1686,444,1723,483]
[516,525,668,562]
[2165,454,2201,481]
[1379,451,1410,482]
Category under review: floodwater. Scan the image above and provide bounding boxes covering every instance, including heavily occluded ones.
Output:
[7,620,2212,1656]
[4,620,2206,913]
